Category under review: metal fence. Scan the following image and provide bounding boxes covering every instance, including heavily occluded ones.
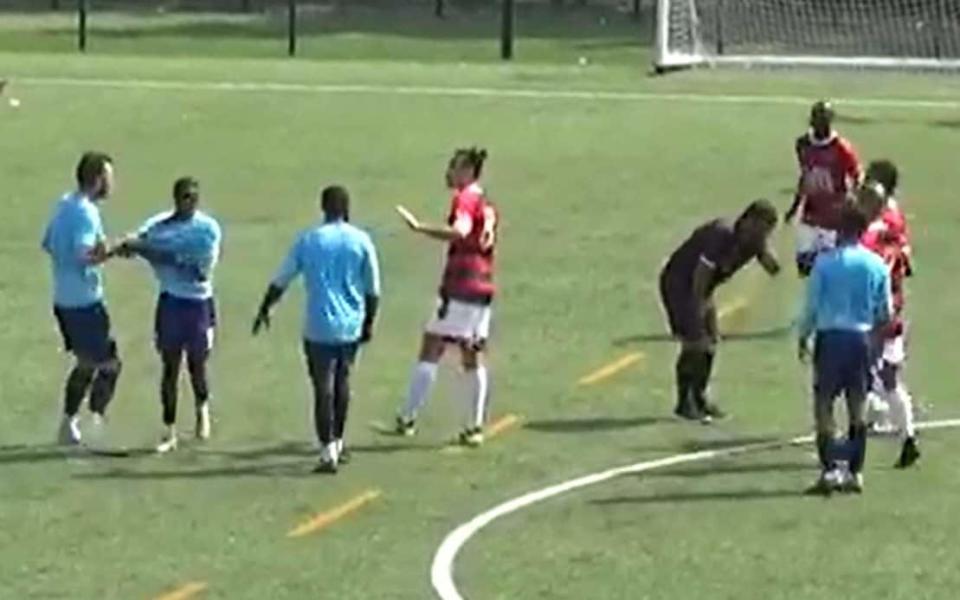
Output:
[0,0,657,61]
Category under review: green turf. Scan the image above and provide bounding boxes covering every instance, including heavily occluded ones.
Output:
[2,46,960,600]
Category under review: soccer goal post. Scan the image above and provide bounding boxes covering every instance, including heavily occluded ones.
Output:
[654,0,960,72]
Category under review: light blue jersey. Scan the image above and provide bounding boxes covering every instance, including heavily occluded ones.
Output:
[272,220,381,344]
[799,242,892,339]
[41,191,106,308]
[138,210,222,300]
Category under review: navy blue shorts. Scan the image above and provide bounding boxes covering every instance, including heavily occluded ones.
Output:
[154,293,217,355]
[54,302,117,364]
[814,330,872,401]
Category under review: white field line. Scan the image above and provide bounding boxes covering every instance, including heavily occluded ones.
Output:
[11,76,960,109]
[431,417,960,600]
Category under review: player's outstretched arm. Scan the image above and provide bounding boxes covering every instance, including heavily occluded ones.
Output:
[252,284,285,335]
[396,205,466,242]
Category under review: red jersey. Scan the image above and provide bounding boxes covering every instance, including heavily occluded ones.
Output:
[440,182,498,303]
[796,132,861,230]
[861,202,911,337]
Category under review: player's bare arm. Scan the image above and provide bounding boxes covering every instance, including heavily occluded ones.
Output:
[785,179,804,223]
[396,204,470,242]
[85,239,115,265]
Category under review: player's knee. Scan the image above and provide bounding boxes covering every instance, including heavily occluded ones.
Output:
[460,348,483,370]
[418,334,446,363]
[101,357,122,377]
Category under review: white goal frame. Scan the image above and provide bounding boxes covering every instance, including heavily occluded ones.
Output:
[654,0,960,72]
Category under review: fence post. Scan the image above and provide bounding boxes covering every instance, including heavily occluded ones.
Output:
[288,0,297,56]
[715,0,724,55]
[242,0,252,12]
[52,0,60,10]
[935,0,947,59]
[435,0,445,19]
[501,0,515,60]
[78,0,88,52]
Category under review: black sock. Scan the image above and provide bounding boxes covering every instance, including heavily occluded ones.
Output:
[64,366,94,417]
[690,350,715,410]
[186,353,210,411]
[674,350,696,411]
[815,433,833,471]
[161,352,181,426]
[88,361,121,416]
[333,360,352,440]
[848,424,868,474]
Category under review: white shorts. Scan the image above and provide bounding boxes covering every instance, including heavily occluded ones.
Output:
[795,222,837,256]
[881,335,906,366]
[425,298,492,344]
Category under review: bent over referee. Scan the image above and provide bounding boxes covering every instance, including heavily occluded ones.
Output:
[253,186,381,474]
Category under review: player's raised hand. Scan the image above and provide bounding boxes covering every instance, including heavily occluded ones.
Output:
[395,205,422,232]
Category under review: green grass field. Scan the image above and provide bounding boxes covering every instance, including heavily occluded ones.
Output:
[3,14,960,600]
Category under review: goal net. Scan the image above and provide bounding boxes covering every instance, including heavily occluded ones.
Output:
[655,0,960,71]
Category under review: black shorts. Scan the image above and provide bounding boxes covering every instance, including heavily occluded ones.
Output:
[303,341,360,382]
[155,293,217,355]
[659,271,716,342]
[814,330,872,401]
[54,302,118,364]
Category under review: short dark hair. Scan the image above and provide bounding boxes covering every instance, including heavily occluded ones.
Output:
[866,159,898,195]
[453,147,488,178]
[838,201,869,241]
[173,176,199,200]
[737,198,778,228]
[810,100,835,123]
[75,151,113,189]
[321,185,350,220]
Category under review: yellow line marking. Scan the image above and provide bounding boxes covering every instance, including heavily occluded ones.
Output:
[487,413,521,437]
[153,582,207,600]
[440,414,523,454]
[718,297,748,321]
[287,489,381,538]
[577,352,645,386]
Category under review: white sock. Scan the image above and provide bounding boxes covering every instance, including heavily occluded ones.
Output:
[886,384,916,439]
[459,366,489,430]
[336,439,344,454]
[321,441,339,463]
[401,362,438,421]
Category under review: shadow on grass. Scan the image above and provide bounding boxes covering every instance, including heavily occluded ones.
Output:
[525,416,669,434]
[0,444,153,465]
[590,488,803,505]
[641,460,812,479]
[72,460,313,480]
[612,324,793,347]
[930,118,960,129]
[681,435,785,452]
[195,440,439,460]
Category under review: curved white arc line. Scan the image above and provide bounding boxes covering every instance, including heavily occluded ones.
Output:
[432,435,811,599]
[432,418,960,600]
